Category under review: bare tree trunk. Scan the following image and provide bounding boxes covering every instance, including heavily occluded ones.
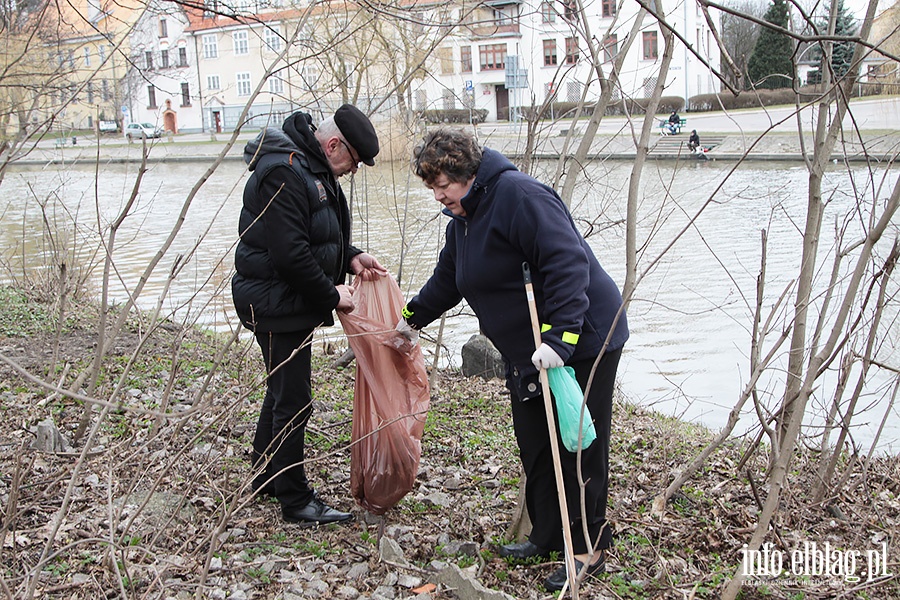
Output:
[815,241,898,500]
[623,2,675,300]
[555,9,645,207]
[720,3,884,595]
[505,474,532,542]
[722,143,899,600]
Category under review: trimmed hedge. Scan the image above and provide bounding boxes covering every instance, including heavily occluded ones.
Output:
[421,109,488,124]
[687,83,889,112]
[524,96,685,120]
[605,96,684,115]
[688,87,817,111]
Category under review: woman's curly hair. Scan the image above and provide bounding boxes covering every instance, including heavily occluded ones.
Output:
[413,129,482,185]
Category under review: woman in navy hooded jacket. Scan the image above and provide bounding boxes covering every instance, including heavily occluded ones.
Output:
[397,129,628,592]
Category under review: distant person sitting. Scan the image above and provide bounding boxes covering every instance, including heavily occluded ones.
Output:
[688,129,700,152]
[667,110,681,134]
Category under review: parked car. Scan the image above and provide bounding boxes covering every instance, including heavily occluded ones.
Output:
[124,122,162,141]
[98,120,119,134]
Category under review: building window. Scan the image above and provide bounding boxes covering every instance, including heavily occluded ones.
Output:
[301,63,318,90]
[461,46,472,73]
[178,47,187,67]
[602,0,616,17]
[233,30,249,55]
[642,31,658,60]
[84,47,91,66]
[181,82,191,106]
[202,35,218,59]
[565,37,578,64]
[147,85,157,108]
[101,79,109,101]
[265,26,282,52]
[207,74,220,90]
[541,1,555,22]
[493,6,514,25]
[99,45,106,61]
[437,47,454,75]
[416,89,426,112]
[159,18,168,37]
[87,82,94,104]
[161,49,169,68]
[543,39,557,66]
[68,50,75,69]
[145,51,153,69]
[268,74,284,94]
[236,72,251,96]
[442,89,456,110]
[561,0,576,21]
[479,43,506,71]
[566,80,582,102]
[602,34,618,62]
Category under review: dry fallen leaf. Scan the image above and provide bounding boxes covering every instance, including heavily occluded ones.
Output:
[412,582,437,594]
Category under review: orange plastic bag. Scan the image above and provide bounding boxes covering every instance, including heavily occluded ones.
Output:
[337,275,430,515]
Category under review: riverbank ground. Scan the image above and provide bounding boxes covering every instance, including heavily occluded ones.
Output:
[27,97,900,164]
[1,287,898,599]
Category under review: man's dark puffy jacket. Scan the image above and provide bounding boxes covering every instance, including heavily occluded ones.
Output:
[232,113,360,333]
[404,148,628,399]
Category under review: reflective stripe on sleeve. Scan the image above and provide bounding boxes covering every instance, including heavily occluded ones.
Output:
[542,323,580,345]
[401,305,414,319]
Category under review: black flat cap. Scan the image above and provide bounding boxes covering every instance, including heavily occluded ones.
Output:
[334,104,379,166]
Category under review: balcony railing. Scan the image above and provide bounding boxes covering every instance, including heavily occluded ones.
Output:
[465,22,520,38]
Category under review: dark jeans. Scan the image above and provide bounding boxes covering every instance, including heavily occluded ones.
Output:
[510,348,622,554]
[252,329,315,509]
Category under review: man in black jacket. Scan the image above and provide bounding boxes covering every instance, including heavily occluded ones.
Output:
[233,105,386,525]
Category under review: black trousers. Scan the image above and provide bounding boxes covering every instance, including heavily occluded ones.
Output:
[510,348,622,554]
[252,329,315,509]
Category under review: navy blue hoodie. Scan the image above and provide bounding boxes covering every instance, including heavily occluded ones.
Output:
[405,148,628,398]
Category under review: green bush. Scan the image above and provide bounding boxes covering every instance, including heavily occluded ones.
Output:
[421,109,488,124]
[604,96,684,116]
[688,87,822,111]
[525,96,684,121]
[687,82,890,113]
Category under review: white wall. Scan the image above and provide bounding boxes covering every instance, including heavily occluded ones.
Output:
[415,0,721,122]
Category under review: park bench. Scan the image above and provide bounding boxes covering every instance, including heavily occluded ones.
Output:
[659,118,687,135]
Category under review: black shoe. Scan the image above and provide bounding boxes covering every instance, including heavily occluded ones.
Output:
[282,496,353,526]
[499,540,550,560]
[544,556,606,591]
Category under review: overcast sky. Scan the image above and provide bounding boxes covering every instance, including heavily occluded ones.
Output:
[845,0,876,19]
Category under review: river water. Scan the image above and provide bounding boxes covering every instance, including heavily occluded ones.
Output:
[2,157,898,453]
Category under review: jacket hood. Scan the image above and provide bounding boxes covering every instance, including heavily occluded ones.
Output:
[244,128,298,170]
[460,148,518,217]
[243,112,330,174]
[282,112,330,174]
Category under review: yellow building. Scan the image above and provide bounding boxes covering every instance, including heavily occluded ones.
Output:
[38,0,144,133]
[866,0,900,89]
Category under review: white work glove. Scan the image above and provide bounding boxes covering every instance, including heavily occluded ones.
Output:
[531,343,564,370]
[395,318,419,344]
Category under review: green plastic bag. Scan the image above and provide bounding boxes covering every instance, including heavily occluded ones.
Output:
[547,366,596,452]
